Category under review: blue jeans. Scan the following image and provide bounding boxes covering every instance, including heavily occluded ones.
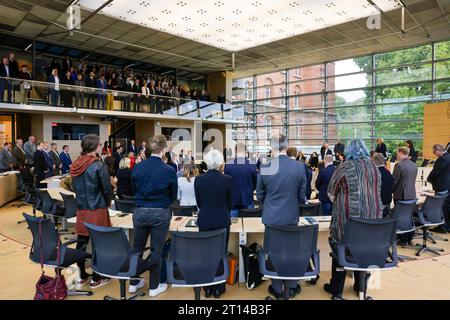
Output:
[131,207,171,289]
[321,202,332,216]
[230,204,254,218]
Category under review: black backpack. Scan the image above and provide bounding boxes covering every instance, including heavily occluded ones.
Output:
[240,242,263,289]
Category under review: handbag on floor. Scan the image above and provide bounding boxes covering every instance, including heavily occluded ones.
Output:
[34,220,67,300]
[240,243,263,289]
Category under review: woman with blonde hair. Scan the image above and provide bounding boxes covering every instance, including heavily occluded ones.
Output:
[177,164,199,206]
[116,157,133,199]
[375,137,387,158]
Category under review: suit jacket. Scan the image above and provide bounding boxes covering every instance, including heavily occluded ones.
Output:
[392,158,418,200]
[60,151,72,174]
[224,157,257,207]
[194,169,232,229]
[378,166,394,205]
[9,59,19,78]
[0,64,11,78]
[334,143,345,155]
[43,151,54,178]
[256,155,306,226]
[0,148,14,170]
[129,144,138,155]
[23,141,36,165]
[113,151,122,174]
[12,145,26,167]
[32,150,48,179]
[320,147,332,160]
[427,152,450,192]
[50,150,61,175]
[315,164,336,203]
[375,143,387,158]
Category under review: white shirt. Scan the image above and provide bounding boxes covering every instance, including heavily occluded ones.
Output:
[54,76,60,91]
[4,65,9,77]
[177,176,197,206]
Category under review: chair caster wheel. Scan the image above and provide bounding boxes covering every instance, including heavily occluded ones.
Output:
[139,292,145,297]
[87,291,93,296]
[365,296,373,300]
[309,275,319,285]
[265,296,275,300]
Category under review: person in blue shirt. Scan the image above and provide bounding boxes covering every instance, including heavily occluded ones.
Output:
[59,145,72,174]
[224,143,257,217]
[315,155,336,215]
[129,134,177,298]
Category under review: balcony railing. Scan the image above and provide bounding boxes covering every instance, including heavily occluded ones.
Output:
[0,76,244,121]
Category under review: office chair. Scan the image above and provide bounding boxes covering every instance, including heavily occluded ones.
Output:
[119,194,135,200]
[414,192,448,256]
[258,224,320,300]
[84,223,150,300]
[36,189,65,231]
[60,193,78,239]
[166,229,229,300]
[170,203,197,216]
[238,206,262,218]
[23,213,93,297]
[390,200,417,261]
[299,203,321,216]
[114,199,135,214]
[335,217,398,300]
[17,169,37,224]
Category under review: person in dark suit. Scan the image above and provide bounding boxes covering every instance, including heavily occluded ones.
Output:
[23,136,36,167]
[42,143,54,178]
[113,146,123,175]
[116,157,134,199]
[97,74,107,110]
[32,142,49,188]
[315,155,336,215]
[427,144,450,231]
[85,71,96,108]
[256,134,306,299]
[194,149,232,299]
[288,147,312,201]
[334,139,345,159]
[12,138,26,168]
[224,143,257,217]
[320,142,333,160]
[61,56,72,74]
[406,140,418,163]
[61,70,74,108]
[8,53,19,78]
[129,139,138,156]
[393,147,418,244]
[372,152,394,216]
[0,142,14,172]
[50,143,62,176]
[375,137,387,158]
[60,145,72,174]
[0,57,12,103]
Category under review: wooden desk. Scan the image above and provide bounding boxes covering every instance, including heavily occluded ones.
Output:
[0,172,20,206]
[45,187,75,202]
[176,217,243,233]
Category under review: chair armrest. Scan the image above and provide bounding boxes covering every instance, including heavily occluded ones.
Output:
[417,210,427,225]
[337,244,358,269]
[63,239,79,246]
[118,253,139,277]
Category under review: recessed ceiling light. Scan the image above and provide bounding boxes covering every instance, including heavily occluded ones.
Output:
[78,0,401,52]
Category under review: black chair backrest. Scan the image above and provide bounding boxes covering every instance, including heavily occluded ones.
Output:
[60,193,77,219]
[84,223,131,276]
[23,213,58,264]
[238,207,262,218]
[299,203,320,216]
[342,217,398,268]
[36,190,54,214]
[391,200,416,232]
[263,224,318,277]
[422,192,448,224]
[170,229,227,285]
[114,199,135,213]
[120,194,135,200]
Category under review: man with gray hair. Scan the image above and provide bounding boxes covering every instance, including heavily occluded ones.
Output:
[315,154,335,215]
[372,152,393,216]
[256,134,306,299]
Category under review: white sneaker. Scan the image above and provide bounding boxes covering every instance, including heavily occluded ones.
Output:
[149,283,168,297]
[129,279,145,293]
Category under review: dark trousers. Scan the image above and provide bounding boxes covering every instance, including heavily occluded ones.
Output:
[50,90,59,106]
[131,207,171,290]
[86,94,95,108]
[0,79,12,103]
[97,93,106,109]
[123,97,130,112]
[61,90,73,108]
[199,226,230,294]
[76,235,102,282]
[321,201,332,216]
[133,95,140,112]
[328,238,368,295]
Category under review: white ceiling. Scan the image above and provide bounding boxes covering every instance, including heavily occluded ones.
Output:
[77,0,403,51]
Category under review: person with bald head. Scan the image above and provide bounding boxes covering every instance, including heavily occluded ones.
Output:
[23,135,36,167]
[0,57,12,103]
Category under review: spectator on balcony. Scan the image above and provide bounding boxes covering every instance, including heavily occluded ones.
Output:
[141,81,150,112]
[199,89,210,101]
[61,56,72,74]
[69,66,77,81]
[132,78,141,112]
[0,57,12,103]
[74,73,85,108]
[48,68,60,107]
[217,91,226,104]
[122,76,132,112]
[61,70,74,108]
[97,74,107,110]
[148,80,156,113]
[106,78,114,111]
[18,65,32,105]
[85,71,96,109]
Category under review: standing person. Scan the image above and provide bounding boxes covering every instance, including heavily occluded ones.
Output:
[194,149,232,298]
[18,65,32,104]
[85,71,96,109]
[136,148,146,164]
[129,135,177,297]
[288,147,312,201]
[32,142,48,188]
[427,144,450,232]
[61,70,74,108]
[49,143,62,176]
[129,139,138,155]
[0,143,14,172]
[217,91,226,104]
[372,152,393,217]
[116,157,134,199]
[315,155,336,216]
[97,74,107,110]
[23,136,36,167]
[12,138,26,169]
[177,163,198,207]
[224,143,257,217]
[334,139,345,160]
[256,134,306,299]
[74,73,85,108]
[42,142,54,178]
[375,137,387,158]
[309,152,319,169]
[70,134,113,289]
[60,145,72,174]
[139,141,147,153]
[0,57,12,103]
[48,68,60,106]
[113,145,123,174]
[324,139,383,299]
[320,142,332,160]
[101,141,112,156]
[406,140,418,164]
[132,78,141,112]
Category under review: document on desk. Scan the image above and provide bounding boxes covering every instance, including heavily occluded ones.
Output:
[185,218,198,228]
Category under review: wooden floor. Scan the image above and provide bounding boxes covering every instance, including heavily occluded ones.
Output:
[1,201,450,300]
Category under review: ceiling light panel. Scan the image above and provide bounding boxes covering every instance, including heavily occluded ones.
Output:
[78,0,401,52]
